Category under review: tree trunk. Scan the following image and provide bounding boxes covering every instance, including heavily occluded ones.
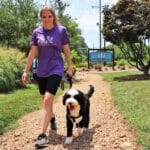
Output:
[143,66,150,76]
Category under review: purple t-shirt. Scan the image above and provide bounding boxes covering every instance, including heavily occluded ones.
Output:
[31,25,70,77]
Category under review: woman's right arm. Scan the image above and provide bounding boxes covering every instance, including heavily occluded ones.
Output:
[21,45,38,85]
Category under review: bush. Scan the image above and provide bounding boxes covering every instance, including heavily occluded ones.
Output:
[94,63,102,71]
[117,59,127,70]
[8,54,25,88]
[106,62,113,67]
[0,47,25,93]
[72,65,77,76]
[0,61,16,92]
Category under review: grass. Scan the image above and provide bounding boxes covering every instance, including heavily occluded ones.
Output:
[0,84,64,134]
[100,71,150,150]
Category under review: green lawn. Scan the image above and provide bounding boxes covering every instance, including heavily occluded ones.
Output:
[100,71,150,150]
[0,84,64,134]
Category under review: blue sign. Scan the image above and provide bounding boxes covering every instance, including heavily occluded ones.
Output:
[89,51,113,62]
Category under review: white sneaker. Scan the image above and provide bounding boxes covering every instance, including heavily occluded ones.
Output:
[35,133,49,147]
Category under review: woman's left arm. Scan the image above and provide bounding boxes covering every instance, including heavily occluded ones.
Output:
[63,44,72,76]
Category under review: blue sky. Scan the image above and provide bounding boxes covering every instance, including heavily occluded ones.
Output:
[39,0,118,48]
[64,0,118,48]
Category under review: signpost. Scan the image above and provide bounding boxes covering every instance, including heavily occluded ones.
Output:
[89,51,113,62]
[88,48,115,70]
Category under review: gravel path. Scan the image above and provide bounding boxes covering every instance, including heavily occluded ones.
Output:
[0,71,142,150]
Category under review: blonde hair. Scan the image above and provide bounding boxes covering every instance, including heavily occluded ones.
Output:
[40,5,59,25]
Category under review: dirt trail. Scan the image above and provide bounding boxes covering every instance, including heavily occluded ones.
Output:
[0,71,142,150]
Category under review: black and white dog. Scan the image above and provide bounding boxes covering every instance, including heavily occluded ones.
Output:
[63,85,94,144]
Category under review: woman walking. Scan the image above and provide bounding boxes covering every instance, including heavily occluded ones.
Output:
[21,5,72,147]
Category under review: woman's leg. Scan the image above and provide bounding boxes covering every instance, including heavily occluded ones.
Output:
[35,75,61,146]
[40,92,54,134]
[41,95,55,118]
[38,75,61,134]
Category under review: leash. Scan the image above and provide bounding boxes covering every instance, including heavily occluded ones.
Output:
[60,74,72,90]
[66,74,72,89]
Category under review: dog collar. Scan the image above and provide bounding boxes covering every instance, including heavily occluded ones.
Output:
[68,115,83,124]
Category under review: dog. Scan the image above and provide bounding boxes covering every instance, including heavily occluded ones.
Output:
[62,85,94,144]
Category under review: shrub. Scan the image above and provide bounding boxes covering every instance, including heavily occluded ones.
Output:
[72,65,77,76]
[94,63,102,71]
[0,47,25,92]
[106,62,113,67]
[117,59,127,70]
[0,61,16,92]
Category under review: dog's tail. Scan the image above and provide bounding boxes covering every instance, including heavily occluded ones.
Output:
[86,85,94,98]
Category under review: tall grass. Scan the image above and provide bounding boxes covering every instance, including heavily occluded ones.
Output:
[101,71,150,149]
[0,47,25,92]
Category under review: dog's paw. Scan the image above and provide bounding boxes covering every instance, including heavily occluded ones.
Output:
[77,128,84,135]
[65,137,73,144]
[83,127,88,132]
[77,127,88,136]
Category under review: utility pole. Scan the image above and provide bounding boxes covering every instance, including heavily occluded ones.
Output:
[92,0,101,49]
[99,0,101,49]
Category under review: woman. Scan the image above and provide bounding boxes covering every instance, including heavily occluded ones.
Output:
[21,5,72,147]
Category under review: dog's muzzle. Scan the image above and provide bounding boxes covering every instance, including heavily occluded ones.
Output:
[67,102,76,111]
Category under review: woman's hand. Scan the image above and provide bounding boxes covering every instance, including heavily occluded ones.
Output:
[21,72,28,85]
[66,68,73,77]
[21,45,38,85]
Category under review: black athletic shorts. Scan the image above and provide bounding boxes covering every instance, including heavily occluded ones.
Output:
[37,74,62,95]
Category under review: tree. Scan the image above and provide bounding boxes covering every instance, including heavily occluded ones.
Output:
[0,0,38,51]
[102,0,150,75]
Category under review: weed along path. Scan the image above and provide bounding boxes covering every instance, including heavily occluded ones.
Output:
[0,71,142,150]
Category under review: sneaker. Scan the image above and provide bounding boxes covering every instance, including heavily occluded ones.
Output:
[35,133,49,147]
[50,117,57,130]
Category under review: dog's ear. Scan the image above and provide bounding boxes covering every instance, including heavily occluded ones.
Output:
[63,92,71,105]
[62,93,67,105]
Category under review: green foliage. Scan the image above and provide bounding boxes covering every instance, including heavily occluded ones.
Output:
[71,49,81,64]
[117,59,127,70]
[50,0,69,17]
[108,44,123,60]
[0,47,25,92]
[103,0,150,43]
[72,65,77,76]
[0,61,15,92]
[102,0,150,75]
[117,59,127,69]
[0,0,38,51]
[117,59,127,66]
[101,71,150,149]
[70,49,87,67]
[94,63,102,71]
[77,62,87,68]
[106,61,114,67]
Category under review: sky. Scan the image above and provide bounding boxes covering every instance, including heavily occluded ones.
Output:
[39,0,118,48]
[64,0,118,48]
